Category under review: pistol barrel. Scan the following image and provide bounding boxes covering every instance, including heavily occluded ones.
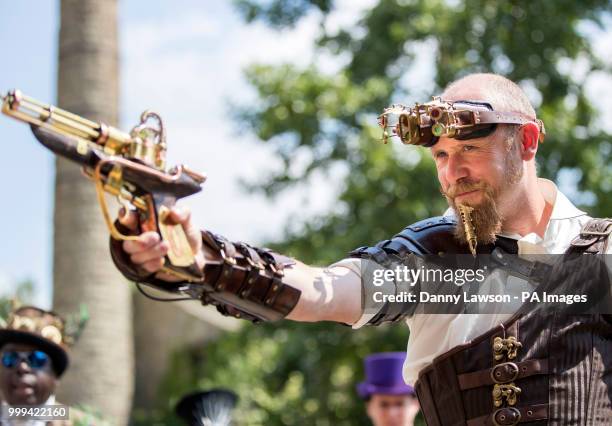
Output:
[1,89,132,155]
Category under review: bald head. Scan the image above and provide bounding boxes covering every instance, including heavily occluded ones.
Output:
[442,73,536,119]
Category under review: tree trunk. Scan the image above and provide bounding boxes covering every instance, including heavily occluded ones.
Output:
[133,296,241,410]
[53,0,133,423]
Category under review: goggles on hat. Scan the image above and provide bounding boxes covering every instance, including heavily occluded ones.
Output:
[1,350,50,370]
[377,97,546,147]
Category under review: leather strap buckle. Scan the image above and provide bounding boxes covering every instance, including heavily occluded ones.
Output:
[578,218,612,237]
[268,261,282,276]
[235,242,265,270]
[492,407,521,426]
[210,233,238,265]
[246,257,264,269]
[490,362,519,384]
[581,230,611,236]
[219,247,237,265]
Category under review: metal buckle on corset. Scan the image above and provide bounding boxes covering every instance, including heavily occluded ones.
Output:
[492,383,521,407]
[493,336,522,361]
[490,362,519,384]
[492,407,522,426]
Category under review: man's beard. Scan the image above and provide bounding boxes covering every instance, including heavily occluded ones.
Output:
[442,180,503,245]
[441,144,523,246]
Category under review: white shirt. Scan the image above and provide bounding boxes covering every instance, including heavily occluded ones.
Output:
[329,179,610,385]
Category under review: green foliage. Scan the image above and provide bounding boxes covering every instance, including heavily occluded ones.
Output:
[152,1,611,425]
[63,304,90,346]
[238,0,611,227]
[0,279,35,326]
[234,0,332,28]
[72,405,112,426]
[155,322,410,426]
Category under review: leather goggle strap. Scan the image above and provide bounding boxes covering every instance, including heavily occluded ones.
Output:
[476,111,546,142]
[476,110,532,125]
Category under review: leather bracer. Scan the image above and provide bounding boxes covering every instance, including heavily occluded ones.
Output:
[197,231,301,322]
[110,224,302,323]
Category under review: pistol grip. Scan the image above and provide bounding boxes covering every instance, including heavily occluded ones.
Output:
[139,195,204,282]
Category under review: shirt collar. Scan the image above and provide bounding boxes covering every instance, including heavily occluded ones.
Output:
[545,180,587,220]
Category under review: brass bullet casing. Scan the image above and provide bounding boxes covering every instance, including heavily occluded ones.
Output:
[457,204,477,256]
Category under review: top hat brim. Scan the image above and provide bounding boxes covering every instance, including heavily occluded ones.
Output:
[357,382,415,399]
[0,329,69,377]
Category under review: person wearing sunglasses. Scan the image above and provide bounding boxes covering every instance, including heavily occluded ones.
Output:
[0,305,101,426]
[111,72,612,425]
[0,306,69,410]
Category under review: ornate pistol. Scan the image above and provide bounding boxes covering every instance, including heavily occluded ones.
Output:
[1,90,206,282]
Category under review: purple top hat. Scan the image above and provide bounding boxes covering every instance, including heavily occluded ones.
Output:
[356,352,414,399]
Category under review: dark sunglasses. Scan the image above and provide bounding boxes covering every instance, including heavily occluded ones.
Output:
[1,350,50,369]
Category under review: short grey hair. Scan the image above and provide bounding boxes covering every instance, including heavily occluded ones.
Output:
[441,73,536,119]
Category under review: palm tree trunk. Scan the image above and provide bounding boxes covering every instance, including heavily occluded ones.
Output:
[53,0,133,423]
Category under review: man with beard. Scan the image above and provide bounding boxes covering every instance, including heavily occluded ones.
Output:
[111,73,612,424]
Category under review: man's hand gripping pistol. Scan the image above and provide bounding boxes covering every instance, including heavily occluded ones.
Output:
[1,90,301,322]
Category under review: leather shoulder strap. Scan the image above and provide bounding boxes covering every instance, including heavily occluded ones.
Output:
[566,218,612,254]
[346,217,460,326]
[349,216,462,260]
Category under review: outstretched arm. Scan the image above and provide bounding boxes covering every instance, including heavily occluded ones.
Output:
[114,206,362,325]
[280,259,361,324]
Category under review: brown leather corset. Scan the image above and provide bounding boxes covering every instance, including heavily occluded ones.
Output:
[414,218,612,425]
[414,310,612,426]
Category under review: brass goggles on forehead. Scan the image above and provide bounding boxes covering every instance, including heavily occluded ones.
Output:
[378,97,546,147]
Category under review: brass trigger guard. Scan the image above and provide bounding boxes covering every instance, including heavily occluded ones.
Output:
[92,159,141,243]
[91,159,203,283]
